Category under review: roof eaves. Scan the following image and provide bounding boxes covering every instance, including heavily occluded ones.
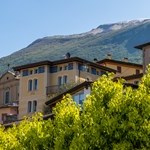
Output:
[13,60,52,71]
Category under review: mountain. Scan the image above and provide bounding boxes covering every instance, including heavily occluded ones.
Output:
[1,19,150,74]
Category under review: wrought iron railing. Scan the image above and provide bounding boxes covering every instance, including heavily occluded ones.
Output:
[3,114,18,124]
[46,82,81,98]
[0,101,19,107]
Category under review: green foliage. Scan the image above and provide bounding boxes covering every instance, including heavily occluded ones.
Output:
[2,70,150,149]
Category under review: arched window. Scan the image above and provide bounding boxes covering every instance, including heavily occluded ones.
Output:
[33,100,37,112]
[28,101,32,112]
[27,100,37,113]
[4,89,10,104]
[33,79,38,90]
[28,80,32,91]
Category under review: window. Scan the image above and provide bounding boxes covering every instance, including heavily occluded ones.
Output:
[136,69,140,75]
[117,66,122,73]
[68,63,73,70]
[27,101,37,113]
[79,93,84,104]
[59,66,62,71]
[101,71,106,76]
[73,93,84,104]
[4,91,10,104]
[28,101,32,113]
[33,100,37,112]
[64,65,68,70]
[63,75,67,84]
[50,66,58,73]
[29,70,33,75]
[22,70,29,76]
[28,80,32,91]
[78,64,84,71]
[38,66,45,73]
[96,71,99,75]
[91,68,97,75]
[33,79,38,90]
[28,79,38,91]
[34,69,38,74]
[87,68,90,72]
[78,64,89,71]
[58,76,62,85]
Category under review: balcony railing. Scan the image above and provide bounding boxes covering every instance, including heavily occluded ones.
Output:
[0,101,19,107]
[46,82,81,98]
[3,114,18,124]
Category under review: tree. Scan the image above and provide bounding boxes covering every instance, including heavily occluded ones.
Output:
[1,68,150,149]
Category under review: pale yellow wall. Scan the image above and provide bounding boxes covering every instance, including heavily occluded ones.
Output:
[0,73,19,105]
[100,62,142,77]
[18,61,112,119]
[19,65,48,119]
[48,62,104,86]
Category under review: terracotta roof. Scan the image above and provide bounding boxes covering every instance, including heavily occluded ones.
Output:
[97,59,142,67]
[135,42,150,49]
[13,57,116,73]
[45,81,92,106]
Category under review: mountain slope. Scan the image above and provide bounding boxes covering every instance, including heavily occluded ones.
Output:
[1,19,150,74]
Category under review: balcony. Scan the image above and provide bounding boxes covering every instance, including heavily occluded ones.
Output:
[0,101,19,108]
[46,82,80,98]
[3,114,18,124]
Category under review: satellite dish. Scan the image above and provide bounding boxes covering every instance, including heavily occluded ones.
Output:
[93,58,98,62]
[65,52,71,58]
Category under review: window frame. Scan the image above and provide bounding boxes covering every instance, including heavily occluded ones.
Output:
[50,66,58,73]
[33,100,37,112]
[4,89,10,104]
[22,70,29,76]
[91,67,97,75]
[38,66,45,73]
[28,80,33,91]
[28,101,32,113]
[33,79,38,90]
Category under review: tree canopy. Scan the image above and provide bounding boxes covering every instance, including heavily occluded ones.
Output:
[1,68,150,149]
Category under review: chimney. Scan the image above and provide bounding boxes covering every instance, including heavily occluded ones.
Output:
[122,57,128,62]
[107,53,112,59]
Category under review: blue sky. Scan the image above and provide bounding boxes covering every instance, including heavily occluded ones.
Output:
[0,0,150,58]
